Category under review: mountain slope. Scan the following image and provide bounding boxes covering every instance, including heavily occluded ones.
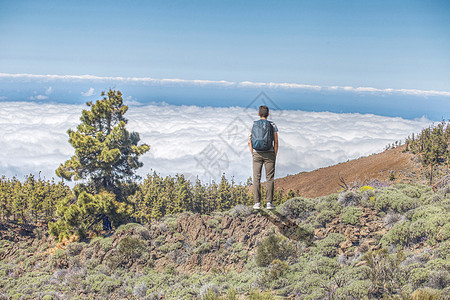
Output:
[1,181,448,299]
[275,145,421,198]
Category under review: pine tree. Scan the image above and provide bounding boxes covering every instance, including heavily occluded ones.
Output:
[24,175,43,223]
[51,90,149,237]
[12,180,26,223]
[192,178,206,213]
[420,122,448,184]
[174,174,192,213]
[205,182,218,214]
[0,177,13,221]
[56,89,150,193]
[218,175,232,211]
[151,193,166,220]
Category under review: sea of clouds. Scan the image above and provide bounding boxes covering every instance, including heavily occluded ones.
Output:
[0,101,432,185]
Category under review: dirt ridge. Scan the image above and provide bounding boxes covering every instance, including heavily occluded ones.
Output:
[274,145,421,198]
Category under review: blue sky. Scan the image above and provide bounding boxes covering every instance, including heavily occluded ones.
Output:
[0,0,449,120]
[0,0,448,180]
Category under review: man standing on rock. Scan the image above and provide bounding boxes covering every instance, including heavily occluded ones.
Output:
[248,105,278,210]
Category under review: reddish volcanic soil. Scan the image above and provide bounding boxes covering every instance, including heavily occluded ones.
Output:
[273,145,422,198]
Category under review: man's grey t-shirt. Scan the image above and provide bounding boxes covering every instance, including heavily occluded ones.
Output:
[249,120,278,152]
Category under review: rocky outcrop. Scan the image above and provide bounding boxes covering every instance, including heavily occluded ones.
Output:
[317,207,385,256]
[149,212,275,273]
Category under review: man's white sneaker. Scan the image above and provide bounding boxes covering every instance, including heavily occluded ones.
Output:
[253,202,261,210]
[266,202,275,210]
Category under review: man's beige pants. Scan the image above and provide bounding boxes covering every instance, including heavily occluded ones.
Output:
[252,151,276,204]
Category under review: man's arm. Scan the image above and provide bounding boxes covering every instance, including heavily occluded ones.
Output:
[274,132,278,157]
[248,132,253,155]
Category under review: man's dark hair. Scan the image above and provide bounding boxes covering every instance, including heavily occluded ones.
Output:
[259,105,269,118]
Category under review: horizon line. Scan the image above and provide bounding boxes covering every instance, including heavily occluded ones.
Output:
[1,72,450,97]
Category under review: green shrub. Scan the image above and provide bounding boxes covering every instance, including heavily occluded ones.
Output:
[374,189,418,213]
[409,267,430,289]
[338,191,361,206]
[66,242,84,257]
[133,282,148,298]
[164,263,178,275]
[116,222,142,233]
[340,206,362,225]
[226,288,238,300]
[427,269,450,290]
[33,227,45,240]
[315,195,342,213]
[441,223,450,241]
[117,236,146,260]
[315,233,345,257]
[433,241,450,260]
[50,248,68,269]
[313,196,342,227]
[90,236,104,244]
[136,226,152,240]
[411,287,443,299]
[160,241,183,253]
[255,234,296,267]
[279,197,315,219]
[163,216,178,232]
[52,249,66,259]
[295,223,314,241]
[99,237,114,252]
[263,259,289,282]
[84,247,94,259]
[86,273,122,294]
[0,240,12,248]
[229,204,251,218]
[248,290,275,300]
[315,209,336,227]
[12,293,24,300]
[303,286,327,299]
[305,255,340,276]
[335,279,371,299]
[426,258,450,271]
[154,235,166,246]
[381,221,411,248]
[207,218,220,228]
[373,184,432,214]
[194,242,211,254]
[362,249,405,295]
[408,205,449,245]
[400,184,425,199]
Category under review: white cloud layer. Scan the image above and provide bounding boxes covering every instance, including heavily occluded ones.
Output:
[1,72,449,97]
[81,87,95,97]
[28,94,48,100]
[0,102,432,184]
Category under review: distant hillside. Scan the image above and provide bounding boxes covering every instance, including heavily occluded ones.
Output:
[274,145,423,198]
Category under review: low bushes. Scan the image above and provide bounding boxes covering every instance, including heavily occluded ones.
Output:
[340,206,362,225]
[279,197,315,220]
[255,234,296,267]
[117,236,146,260]
[314,233,346,257]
